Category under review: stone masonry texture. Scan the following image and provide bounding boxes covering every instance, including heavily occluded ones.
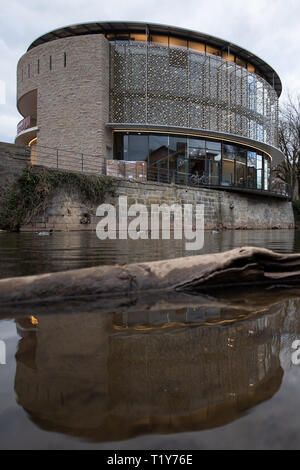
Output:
[0,143,294,232]
[0,142,30,203]
[17,35,112,158]
[20,177,295,232]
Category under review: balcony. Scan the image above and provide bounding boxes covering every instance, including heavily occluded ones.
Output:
[15,116,38,146]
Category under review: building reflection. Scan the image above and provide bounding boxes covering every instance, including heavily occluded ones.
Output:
[14,301,286,443]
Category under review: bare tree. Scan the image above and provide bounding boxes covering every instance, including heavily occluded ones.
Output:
[277,95,300,200]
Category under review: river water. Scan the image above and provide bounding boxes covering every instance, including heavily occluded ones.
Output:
[1,230,300,449]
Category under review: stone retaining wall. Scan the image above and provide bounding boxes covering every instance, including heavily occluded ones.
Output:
[0,142,30,203]
[20,177,295,232]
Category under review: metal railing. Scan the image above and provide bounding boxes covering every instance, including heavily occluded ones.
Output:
[27,145,292,199]
[147,166,292,199]
[32,144,106,175]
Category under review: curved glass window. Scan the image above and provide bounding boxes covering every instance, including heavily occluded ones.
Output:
[113,132,271,192]
[149,134,169,183]
[257,154,263,190]
[247,151,257,189]
[108,33,265,82]
[188,41,205,52]
[264,158,270,191]
[130,33,147,42]
[169,37,187,48]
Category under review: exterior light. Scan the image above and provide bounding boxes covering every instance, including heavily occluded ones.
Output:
[30,315,39,326]
[28,137,37,147]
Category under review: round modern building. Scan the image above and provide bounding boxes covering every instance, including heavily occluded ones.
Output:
[16,21,287,195]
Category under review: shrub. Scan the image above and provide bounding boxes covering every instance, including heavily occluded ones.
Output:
[0,166,115,231]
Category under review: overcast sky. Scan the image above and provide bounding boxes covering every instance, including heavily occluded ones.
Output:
[0,0,299,143]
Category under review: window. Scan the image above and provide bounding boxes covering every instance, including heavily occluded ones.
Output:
[64,52,67,67]
[224,143,236,158]
[169,136,188,185]
[149,135,168,165]
[114,133,124,160]
[222,51,235,62]
[123,135,129,160]
[264,156,270,190]
[115,33,130,41]
[127,135,148,161]
[236,161,247,186]
[113,133,269,193]
[206,141,221,161]
[206,45,221,56]
[208,160,220,185]
[222,158,235,186]
[257,154,263,189]
[130,33,147,42]
[188,139,220,185]
[235,146,247,163]
[37,59,40,74]
[188,41,205,52]
[49,55,52,70]
[169,36,187,49]
[151,35,168,45]
[188,138,206,158]
[190,158,206,181]
[188,138,206,182]
[247,151,257,189]
[236,57,246,68]
[149,135,169,182]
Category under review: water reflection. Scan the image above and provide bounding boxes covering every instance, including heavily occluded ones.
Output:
[0,229,297,279]
[13,291,296,444]
[1,229,300,448]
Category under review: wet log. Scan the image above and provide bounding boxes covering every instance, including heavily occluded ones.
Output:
[1,246,300,305]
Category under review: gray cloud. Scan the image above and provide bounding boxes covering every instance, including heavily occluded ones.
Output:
[0,0,299,142]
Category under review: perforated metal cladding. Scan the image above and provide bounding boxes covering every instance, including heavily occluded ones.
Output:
[110,42,279,147]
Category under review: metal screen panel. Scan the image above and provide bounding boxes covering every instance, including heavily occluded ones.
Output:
[110,42,279,148]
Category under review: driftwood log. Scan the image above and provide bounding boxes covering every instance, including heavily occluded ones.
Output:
[1,246,300,306]
[1,246,300,305]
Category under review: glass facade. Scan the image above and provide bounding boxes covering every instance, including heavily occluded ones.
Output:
[110,43,279,147]
[107,32,265,79]
[114,132,271,191]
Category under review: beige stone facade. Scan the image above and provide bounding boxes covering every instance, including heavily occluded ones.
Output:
[16,35,112,158]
